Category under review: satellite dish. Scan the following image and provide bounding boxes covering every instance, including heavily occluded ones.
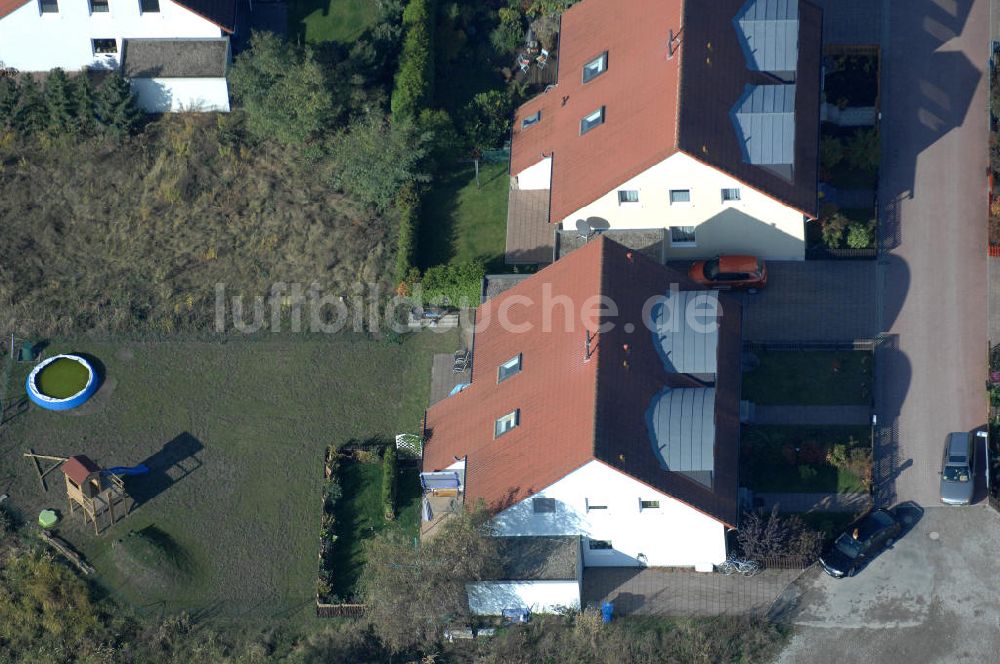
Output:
[587,217,611,232]
[575,219,592,238]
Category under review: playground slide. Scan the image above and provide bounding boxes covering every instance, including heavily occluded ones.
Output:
[101,464,150,476]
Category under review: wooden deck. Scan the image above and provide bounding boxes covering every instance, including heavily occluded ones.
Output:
[514,54,559,89]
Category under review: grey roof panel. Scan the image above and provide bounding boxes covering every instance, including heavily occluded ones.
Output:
[121,38,229,78]
[735,0,799,74]
[732,84,796,166]
[650,290,720,374]
[646,387,716,479]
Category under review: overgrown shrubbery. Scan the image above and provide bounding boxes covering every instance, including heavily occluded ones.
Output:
[317,445,344,604]
[827,442,873,490]
[381,444,398,521]
[737,506,824,562]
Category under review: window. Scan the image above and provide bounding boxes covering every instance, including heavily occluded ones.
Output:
[580,107,605,135]
[582,52,608,83]
[586,499,607,512]
[669,189,691,204]
[521,111,540,130]
[721,187,741,202]
[669,226,697,246]
[533,497,556,513]
[89,0,108,12]
[498,354,522,383]
[140,0,159,12]
[38,0,58,13]
[618,190,639,204]
[640,500,660,510]
[494,410,519,437]
[92,38,117,54]
[589,539,613,550]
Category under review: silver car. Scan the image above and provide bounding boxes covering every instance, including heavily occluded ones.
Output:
[940,432,974,505]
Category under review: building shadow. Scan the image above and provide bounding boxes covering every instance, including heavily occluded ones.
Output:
[128,432,204,507]
[873,335,913,507]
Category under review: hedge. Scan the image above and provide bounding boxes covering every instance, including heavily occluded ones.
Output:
[317,446,343,603]
[390,0,436,121]
[394,182,420,285]
[421,260,486,306]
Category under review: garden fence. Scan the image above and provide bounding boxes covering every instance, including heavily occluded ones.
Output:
[743,340,876,352]
[315,602,366,619]
[751,555,813,571]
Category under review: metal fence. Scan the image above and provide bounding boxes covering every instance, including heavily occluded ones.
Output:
[743,340,876,352]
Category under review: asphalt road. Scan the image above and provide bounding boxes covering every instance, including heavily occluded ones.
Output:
[875,0,988,507]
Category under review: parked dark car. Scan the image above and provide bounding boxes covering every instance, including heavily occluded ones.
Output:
[688,255,767,290]
[819,508,902,578]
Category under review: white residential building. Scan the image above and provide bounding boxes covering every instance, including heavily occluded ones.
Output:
[0,0,234,112]
[504,0,823,264]
[422,236,743,614]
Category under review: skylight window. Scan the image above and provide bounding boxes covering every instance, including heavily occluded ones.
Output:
[521,111,541,130]
[580,107,605,135]
[494,410,520,437]
[533,497,556,513]
[582,52,608,83]
[498,354,522,382]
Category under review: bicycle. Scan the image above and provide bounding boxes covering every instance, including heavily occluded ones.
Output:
[715,556,762,576]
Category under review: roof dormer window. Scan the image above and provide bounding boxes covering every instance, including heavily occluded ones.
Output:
[495,410,520,438]
[498,354,522,382]
[580,107,605,135]
[583,52,608,83]
[521,111,541,130]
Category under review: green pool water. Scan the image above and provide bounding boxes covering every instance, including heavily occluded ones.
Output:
[36,358,90,399]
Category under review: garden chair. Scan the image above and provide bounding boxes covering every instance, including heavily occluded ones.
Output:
[452,349,470,373]
[536,49,550,69]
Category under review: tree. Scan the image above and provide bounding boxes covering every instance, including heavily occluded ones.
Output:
[74,73,98,135]
[44,68,76,135]
[359,505,501,652]
[821,211,849,249]
[845,127,879,173]
[229,31,336,145]
[96,72,141,137]
[329,112,431,211]
[462,88,515,151]
[14,74,47,135]
[819,134,844,173]
[737,506,823,561]
[0,76,18,130]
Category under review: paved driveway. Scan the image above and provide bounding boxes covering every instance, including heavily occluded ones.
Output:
[738,261,878,342]
[874,0,987,507]
[775,506,1000,663]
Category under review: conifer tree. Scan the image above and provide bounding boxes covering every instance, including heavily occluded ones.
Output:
[44,68,76,135]
[96,72,140,137]
[73,73,97,135]
[14,74,46,135]
[0,76,18,130]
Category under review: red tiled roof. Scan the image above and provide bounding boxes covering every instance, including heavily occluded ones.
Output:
[510,0,684,224]
[62,455,100,486]
[510,0,821,225]
[423,237,741,526]
[0,0,26,20]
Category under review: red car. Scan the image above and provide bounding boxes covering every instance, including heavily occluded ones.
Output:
[688,255,767,290]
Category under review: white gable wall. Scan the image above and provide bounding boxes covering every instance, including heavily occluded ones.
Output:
[131,77,229,112]
[491,460,727,568]
[515,157,552,190]
[552,151,807,261]
[0,0,222,72]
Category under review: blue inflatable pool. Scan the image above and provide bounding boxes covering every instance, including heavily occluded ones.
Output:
[26,354,99,411]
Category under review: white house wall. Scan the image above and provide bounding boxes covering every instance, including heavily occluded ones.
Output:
[515,157,552,190]
[466,580,581,615]
[0,0,222,72]
[131,77,230,112]
[491,460,727,568]
[557,152,807,261]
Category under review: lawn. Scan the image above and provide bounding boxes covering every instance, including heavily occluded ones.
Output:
[329,458,420,600]
[742,350,872,406]
[288,0,379,45]
[418,162,510,271]
[741,425,871,493]
[0,331,457,621]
